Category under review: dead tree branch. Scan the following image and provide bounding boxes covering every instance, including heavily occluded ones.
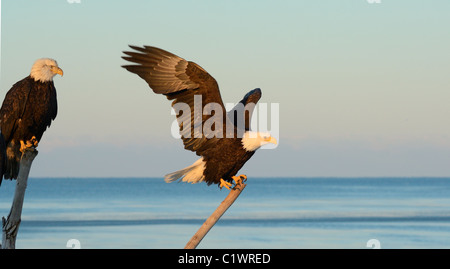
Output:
[1,147,38,249]
[184,181,247,249]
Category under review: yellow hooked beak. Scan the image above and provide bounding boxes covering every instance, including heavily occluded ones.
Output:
[264,136,277,145]
[51,66,64,77]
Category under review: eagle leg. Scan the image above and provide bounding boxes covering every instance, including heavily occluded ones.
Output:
[219,179,232,190]
[20,140,29,153]
[19,136,39,153]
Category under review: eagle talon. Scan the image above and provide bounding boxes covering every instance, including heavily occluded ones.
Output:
[20,137,39,153]
[30,136,39,147]
[219,179,232,190]
[232,176,242,186]
[233,174,247,185]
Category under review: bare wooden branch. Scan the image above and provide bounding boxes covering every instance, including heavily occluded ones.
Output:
[184,182,247,249]
[1,148,38,249]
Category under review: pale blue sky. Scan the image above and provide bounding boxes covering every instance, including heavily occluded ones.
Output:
[1,0,450,177]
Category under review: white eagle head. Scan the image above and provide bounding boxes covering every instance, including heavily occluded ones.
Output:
[242,131,277,152]
[30,58,63,82]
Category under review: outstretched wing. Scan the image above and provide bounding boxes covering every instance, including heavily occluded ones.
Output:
[227,88,262,133]
[122,45,233,155]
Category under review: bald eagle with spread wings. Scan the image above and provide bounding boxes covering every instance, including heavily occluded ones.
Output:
[0,58,62,185]
[122,46,276,189]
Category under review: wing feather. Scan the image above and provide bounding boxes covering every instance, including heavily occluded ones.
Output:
[122,45,233,155]
[227,88,262,132]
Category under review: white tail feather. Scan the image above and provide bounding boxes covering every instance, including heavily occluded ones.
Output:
[164,158,206,184]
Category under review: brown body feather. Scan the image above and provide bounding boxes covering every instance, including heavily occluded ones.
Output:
[0,76,57,183]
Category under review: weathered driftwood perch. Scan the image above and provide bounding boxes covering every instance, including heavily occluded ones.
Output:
[184,181,247,249]
[1,147,38,249]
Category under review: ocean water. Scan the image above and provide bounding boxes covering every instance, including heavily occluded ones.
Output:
[0,177,449,249]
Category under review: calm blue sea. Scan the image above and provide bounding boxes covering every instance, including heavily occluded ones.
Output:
[0,177,449,249]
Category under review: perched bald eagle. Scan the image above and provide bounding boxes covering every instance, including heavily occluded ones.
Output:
[0,58,63,185]
[122,46,276,189]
